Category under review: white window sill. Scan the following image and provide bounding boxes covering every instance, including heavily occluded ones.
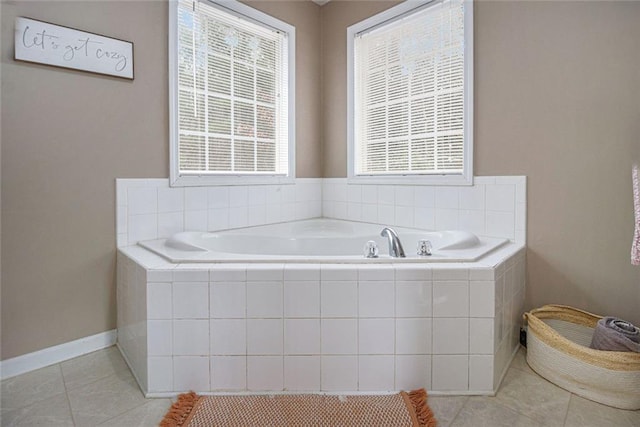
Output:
[170,175,296,187]
[347,174,473,186]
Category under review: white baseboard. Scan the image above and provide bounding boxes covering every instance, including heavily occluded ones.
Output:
[0,329,117,380]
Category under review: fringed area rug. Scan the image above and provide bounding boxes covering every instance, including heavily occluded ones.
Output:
[160,389,437,427]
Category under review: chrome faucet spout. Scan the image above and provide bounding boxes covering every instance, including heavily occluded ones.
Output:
[380,227,406,258]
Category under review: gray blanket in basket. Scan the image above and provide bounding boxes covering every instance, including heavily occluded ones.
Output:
[590,317,640,353]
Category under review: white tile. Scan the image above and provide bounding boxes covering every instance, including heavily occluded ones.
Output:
[281,185,296,203]
[486,184,515,212]
[395,355,431,391]
[470,318,494,354]
[321,281,358,317]
[361,203,378,223]
[432,268,468,281]
[469,355,494,391]
[246,282,282,318]
[414,186,435,208]
[414,207,435,230]
[229,186,248,207]
[228,206,248,228]
[321,265,358,281]
[321,356,357,391]
[158,212,184,237]
[469,268,494,281]
[248,204,266,226]
[208,208,229,231]
[158,188,184,213]
[207,187,229,209]
[358,265,394,281]
[128,187,157,215]
[184,210,207,231]
[358,355,394,391]
[265,203,282,223]
[432,318,469,354]
[432,355,468,391]
[458,210,485,236]
[435,187,459,209]
[347,203,363,221]
[396,318,431,354]
[474,176,496,185]
[148,357,173,392]
[148,283,172,319]
[148,320,172,356]
[174,356,210,391]
[321,319,357,354]
[361,185,377,204]
[395,206,414,227]
[210,282,246,318]
[173,319,209,355]
[247,319,283,355]
[284,264,321,281]
[210,319,246,355]
[284,356,320,391]
[211,356,246,390]
[284,281,320,318]
[359,282,395,317]
[185,187,208,211]
[469,281,495,317]
[210,266,246,282]
[395,186,415,206]
[284,319,320,355]
[459,185,485,210]
[394,265,431,281]
[396,281,432,317]
[359,318,394,354]
[333,183,348,202]
[486,211,515,239]
[117,206,127,234]
[173,269,209,282]
[332,201,347,219]
[247,264,284,281]
[248,186,267,206]
[347,185,362,203]
[378,204,395,224]
[173,282,209,319]
[435,208,459,230]
[377,185,395,205]
[128,214,157,243]
[247,356,283,391]
[433,281,469,317]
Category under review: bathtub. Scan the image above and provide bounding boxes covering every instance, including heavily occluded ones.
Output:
[139,219,507,263]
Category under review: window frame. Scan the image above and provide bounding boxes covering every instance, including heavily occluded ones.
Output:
[347,0,474,186]
[169,0,296,187]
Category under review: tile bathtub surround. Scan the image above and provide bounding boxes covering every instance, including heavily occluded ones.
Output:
[322,176,526,243]
[117,243,526,396]
[116,178,323,247]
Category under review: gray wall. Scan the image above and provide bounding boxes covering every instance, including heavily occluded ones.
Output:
[2,0,639,360]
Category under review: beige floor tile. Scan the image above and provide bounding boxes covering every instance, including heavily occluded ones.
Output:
[495,368,570,427]
[564,394,640,427]
[98,398,172,426]
[428,396,468,427]
[1,365,66,411]
[509,347,535,376]
[61,346,129,391]
[67,369,147,426]
[0,392,74,427]
[450,396,541,427]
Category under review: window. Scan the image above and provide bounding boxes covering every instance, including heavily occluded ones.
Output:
[348,0,473,185]
[169,0,295,186]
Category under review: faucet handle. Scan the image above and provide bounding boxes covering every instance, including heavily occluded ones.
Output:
[363,240,379,258]
[417,239,432,256]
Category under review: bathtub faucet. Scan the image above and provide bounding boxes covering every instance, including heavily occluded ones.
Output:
[380,227,406,258]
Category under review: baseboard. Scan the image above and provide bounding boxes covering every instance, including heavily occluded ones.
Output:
[0,329,117,380]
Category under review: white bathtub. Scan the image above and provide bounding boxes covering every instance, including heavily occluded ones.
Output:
[139,219,507,263]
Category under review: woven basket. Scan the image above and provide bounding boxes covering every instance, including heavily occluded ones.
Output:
[523,304,640,410]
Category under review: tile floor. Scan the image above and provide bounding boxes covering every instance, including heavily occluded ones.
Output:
[1,346,639,426]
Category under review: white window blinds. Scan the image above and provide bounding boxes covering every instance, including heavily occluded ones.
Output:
[354,0,466,176]
[176,0,289,176]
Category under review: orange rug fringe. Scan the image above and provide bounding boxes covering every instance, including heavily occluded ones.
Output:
[407,388,438,427]
[159,391,200,427]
